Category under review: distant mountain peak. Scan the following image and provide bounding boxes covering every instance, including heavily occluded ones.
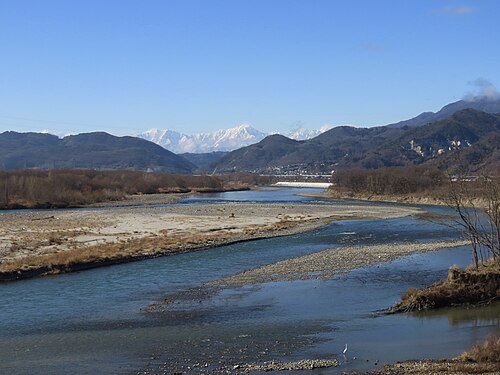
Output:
[387,97,500,128]
[211,109,500,174]
[235,123,252,130]
[137,124,334,153]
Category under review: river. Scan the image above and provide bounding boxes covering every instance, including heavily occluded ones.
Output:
[0,188,498,374]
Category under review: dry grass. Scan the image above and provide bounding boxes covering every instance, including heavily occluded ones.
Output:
[460,334,500,363]
[0,218,320,280]
[370,335,500,374]
[392,258,500,312]
[0,201,420,281]
[0,169,270,209]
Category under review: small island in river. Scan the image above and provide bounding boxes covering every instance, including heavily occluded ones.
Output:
[0,193,419,281]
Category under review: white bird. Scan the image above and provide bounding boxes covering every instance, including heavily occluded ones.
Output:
[343,344,348,355]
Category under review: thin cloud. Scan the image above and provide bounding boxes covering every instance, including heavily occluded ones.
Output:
[360,42,384,51]
[440,5,476,15]
[463,78,500,101]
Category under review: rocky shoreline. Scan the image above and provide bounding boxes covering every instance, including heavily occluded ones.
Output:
[365,359,500,374]
[238,358,339,372]
[210,240,469,286]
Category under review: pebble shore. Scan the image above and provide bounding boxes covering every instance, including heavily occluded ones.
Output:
[367,359,500,374]
[238,358,339,372]
[210,240,469,286]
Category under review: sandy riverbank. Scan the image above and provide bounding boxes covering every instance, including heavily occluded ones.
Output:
[0,201,420,281]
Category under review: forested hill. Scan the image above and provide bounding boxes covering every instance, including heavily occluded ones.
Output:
[0,131,196,173]
[212,109,500,173]
[385,97,500,128]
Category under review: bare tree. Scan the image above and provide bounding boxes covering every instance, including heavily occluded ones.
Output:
[444,174,499,268]
[481,176,500,258]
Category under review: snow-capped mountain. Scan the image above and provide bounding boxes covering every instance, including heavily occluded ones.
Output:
[286,125,334,140]
[187,125,268,153]
[138,129,184,149]
[137,124,333,153]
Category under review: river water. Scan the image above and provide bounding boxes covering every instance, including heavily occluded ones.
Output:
[0,188,498,374]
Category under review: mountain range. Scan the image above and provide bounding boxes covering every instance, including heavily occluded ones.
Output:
[1,96,498,174]
[0,132,195,173]
[137,96,500,155]
[211,108,500,174]
[137,124,333,153]
[386,96,500,128]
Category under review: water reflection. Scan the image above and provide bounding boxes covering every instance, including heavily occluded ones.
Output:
[0,188,497,374]
[179,186,321,204]
[413,303,500,326]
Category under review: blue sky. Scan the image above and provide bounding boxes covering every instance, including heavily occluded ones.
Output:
[0,0,499,135]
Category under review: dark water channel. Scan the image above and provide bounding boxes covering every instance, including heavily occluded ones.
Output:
[0,188,498,374]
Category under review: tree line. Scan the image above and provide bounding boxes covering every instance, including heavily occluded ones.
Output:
[333,166,445,196]
[333,166,499,266]
[0,170,273,209]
